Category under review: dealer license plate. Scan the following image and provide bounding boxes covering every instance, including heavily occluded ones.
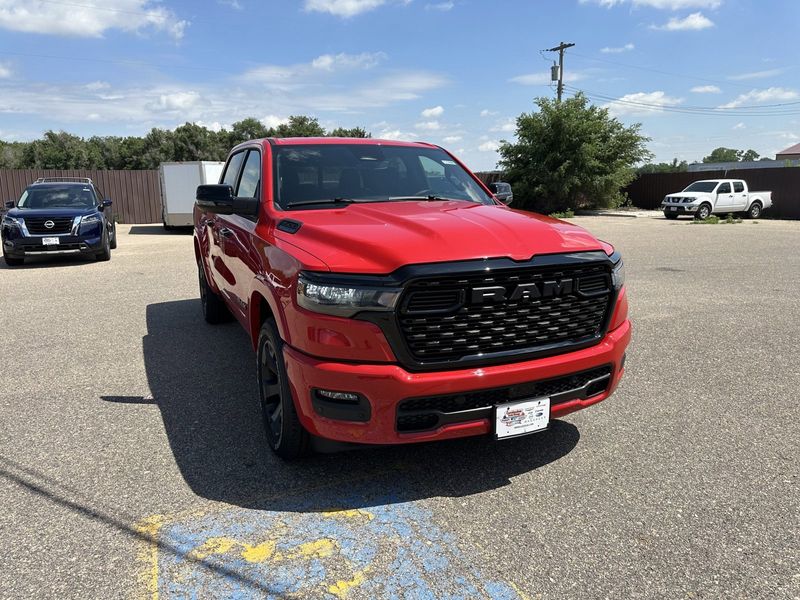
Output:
[670,206,677,211]
[42,237,60,245]
[495,397,550,439]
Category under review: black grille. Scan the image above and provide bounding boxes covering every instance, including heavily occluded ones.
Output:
[397,365,612,432]
[24,217,73,234]
[397,264,612,363]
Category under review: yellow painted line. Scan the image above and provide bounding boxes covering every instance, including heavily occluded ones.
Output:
[321,508,375,521]
[509,581,532,600]
[134,514,166,600]
[283,538,336,560]
[328,566,371,599]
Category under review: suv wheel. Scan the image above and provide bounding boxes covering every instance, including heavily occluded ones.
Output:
[96,233,111,261]
[257,319,310,459]
[198,262,229,324]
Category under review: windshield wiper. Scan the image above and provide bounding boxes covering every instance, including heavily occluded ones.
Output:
[284,197,358,209]
[387,195,454,202]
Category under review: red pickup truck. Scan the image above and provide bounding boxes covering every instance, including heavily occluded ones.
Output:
[194,138,630,458]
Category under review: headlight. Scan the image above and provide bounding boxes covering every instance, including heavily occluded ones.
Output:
[81,214,101,225]
[2,215,21,227]
[297,273,402,317]
[612,259,625,290]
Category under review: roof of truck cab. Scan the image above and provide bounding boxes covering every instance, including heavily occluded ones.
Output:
[266,137,439,148]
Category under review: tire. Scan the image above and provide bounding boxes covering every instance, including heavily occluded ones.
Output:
[96,233,111,261]
[257,319,311,459]
[664,211,679,220]
[109,224,117,249]
[2,251,23,266]
[746,202,762,219]
[198,261,229,324]
[695,204,712,220]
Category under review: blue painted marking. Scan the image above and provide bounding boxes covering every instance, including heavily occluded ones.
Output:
[152,497,525,599]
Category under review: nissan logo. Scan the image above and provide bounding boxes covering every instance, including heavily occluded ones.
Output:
[44,220,55,229]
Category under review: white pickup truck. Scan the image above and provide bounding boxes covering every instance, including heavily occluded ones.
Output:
[661,179,772,220]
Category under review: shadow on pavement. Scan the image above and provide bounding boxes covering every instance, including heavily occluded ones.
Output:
[102,299,580,511]
[1,255,94,270]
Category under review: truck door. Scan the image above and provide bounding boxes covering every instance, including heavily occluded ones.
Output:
[715,181,733,210]
[732,181,747,210]
[215,148,263,322]
[206,150,246,307]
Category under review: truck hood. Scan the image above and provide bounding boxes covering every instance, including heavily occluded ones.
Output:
[665,192,709,201]
[275,200,604,274]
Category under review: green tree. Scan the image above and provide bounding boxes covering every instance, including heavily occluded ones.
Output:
[637,158,688,174]
[227,118,271,147]
[740,149,760,162]
[275,115,325,138]
[702,147,741,163]
[328,126,371,138]
[22,131,91,169]
[497,93,652,213]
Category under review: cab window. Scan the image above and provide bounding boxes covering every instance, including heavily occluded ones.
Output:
[237,150,261,198]
[733,181,744,193]
[717,182,731,194]
[222,152,246,188]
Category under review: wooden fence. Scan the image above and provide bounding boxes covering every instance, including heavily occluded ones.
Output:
[0,169,162,224]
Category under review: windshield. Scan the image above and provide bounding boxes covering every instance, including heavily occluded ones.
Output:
[17,185,98,209]
[273,144,493,209]
[682,181,719,193]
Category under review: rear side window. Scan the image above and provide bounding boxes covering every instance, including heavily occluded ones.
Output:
[222,152,246,188]
[237,151,261,198]
[733,181,744,193]
[717,182,731,194]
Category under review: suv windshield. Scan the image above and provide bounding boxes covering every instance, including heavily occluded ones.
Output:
[17,185,98,210]
[683,181,719,193]
[273,144,493,209]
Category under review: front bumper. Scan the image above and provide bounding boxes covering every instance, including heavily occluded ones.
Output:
[661,204,697,214]
[2,234,104,258]
[283,318,631,445]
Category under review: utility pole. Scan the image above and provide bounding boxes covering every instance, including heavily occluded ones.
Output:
[547,42,575,102]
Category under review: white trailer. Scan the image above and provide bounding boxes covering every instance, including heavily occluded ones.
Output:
[159,162,224,228]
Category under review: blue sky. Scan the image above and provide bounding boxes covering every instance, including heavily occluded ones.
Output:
[0,0,798,170]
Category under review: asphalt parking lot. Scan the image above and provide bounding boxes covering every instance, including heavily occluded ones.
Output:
[1,216,798,599]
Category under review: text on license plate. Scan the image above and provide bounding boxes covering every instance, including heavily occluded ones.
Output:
[495,397,550,439]
[42,237,60,245]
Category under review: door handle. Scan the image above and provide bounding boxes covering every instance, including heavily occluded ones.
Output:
[218,227,233,237]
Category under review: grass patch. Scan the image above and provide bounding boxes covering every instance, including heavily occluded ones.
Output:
[690,213,743,225]
[549,209,575,219]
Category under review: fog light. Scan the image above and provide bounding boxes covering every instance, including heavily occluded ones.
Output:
[316,390,360,403]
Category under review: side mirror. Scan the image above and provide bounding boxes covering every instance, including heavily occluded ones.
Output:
[99,199,112,211]
[4,201,14,209]
[196,184,259,216]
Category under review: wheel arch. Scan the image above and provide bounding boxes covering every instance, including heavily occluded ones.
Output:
[248,284,288,352]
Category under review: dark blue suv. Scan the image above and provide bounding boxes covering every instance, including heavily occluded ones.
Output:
[2,177,117,266]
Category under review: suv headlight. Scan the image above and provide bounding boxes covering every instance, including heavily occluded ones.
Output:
[612,259,625,290]
[2,215,21,227]
[81,214,101,225]
[297,273,402,317]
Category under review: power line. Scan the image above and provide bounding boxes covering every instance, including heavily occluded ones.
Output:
[545,42,575,102]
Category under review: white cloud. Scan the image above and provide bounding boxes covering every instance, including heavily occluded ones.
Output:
[719,87,799,109]
[425,1,454,9]
[304,0,387,17]
[733,122,746,130]
[421,105,444,118]
[509,71,584,86]
[261,115,289,128]
[0,62,12,78]
[85,81,110,91]
[443,135,462,143]
[651,12,714,31]
[691,85,721,93]
[377,128,413,141]
[601,43,635,54]
[311,52,386,71]
[604,91,683,116]
[478,140,500,152]
[218,0,243,9]
[0,0,188,39]
[148,91,202,112]
[415,120,441,131]
[491,119,516,133]
[480,109,497,117]
[581,0,721,8]
[728,68,783,81]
